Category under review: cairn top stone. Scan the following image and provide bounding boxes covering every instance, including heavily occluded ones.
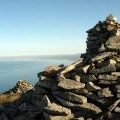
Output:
[106,14,117,22]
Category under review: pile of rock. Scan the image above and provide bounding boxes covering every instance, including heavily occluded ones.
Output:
[35,15,120,120]
[82,14,120,59]
[0,15,120,120]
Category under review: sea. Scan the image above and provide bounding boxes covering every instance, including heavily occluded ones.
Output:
[0,57,74,93]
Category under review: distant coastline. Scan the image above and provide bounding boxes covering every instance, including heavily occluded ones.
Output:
[0,53,81,61]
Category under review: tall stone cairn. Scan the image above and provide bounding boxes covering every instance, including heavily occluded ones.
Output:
[1,15,120,120]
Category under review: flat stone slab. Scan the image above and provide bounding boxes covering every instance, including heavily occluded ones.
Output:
[38,79,58,91]
[91,52,114,62]
[97,74,118,80]
[53,95,79,108]
[44,103,71,115]
[98,80,119,85]
[90,65,116,74]
[53,91,87,104]
[57,77,85,90]
[54,95,101,115]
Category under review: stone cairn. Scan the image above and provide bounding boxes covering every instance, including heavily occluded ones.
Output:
[0,15,120,120]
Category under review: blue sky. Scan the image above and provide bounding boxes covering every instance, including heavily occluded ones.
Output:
[0,0,120,57]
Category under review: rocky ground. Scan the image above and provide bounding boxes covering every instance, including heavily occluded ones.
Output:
[0,15,120,120]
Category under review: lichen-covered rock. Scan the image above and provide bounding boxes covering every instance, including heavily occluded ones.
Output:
[53,91,87,104]
[44,103,71,115]
[57,77,85,90]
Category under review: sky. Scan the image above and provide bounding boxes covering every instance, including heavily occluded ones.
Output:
[0,0,120,57]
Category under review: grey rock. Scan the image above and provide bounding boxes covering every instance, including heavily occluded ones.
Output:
[98,80,119,85]
[111,72,120,76]
[75,65,90,74]
[109,59,116,65]
[114,107,120,113]
[98,88,114,98]
[44,103,71,115]
[106,35,120,50]
[34,82,48,94]
[53,95,79,108]
[86,82,101,91]
[44,65,62,77]
[76,90,113,106]
[54,95,101,115]
[53,91,87,104]
[38,79,58,91]
[97,74,118,80]
[58,77,85,90]
[74,75,81,82]
[80,75,96,83]
[90,65,116,74]
[91,52,114,62]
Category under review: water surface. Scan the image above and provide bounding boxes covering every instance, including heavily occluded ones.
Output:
[0,58,73,93]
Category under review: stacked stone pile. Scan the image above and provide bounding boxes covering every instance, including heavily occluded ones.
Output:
[35,15,120,120]
[0,15,120,120]
[81,14,120,59]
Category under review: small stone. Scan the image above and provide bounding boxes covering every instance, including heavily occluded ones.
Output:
[114,107,120,113]
[86,82,101,91]
[74,75,81,82]
[75,65,90,74]
[111,72,120,76]
[98,88,114,98]
[109,59,116,65]
[45,65,62,77]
